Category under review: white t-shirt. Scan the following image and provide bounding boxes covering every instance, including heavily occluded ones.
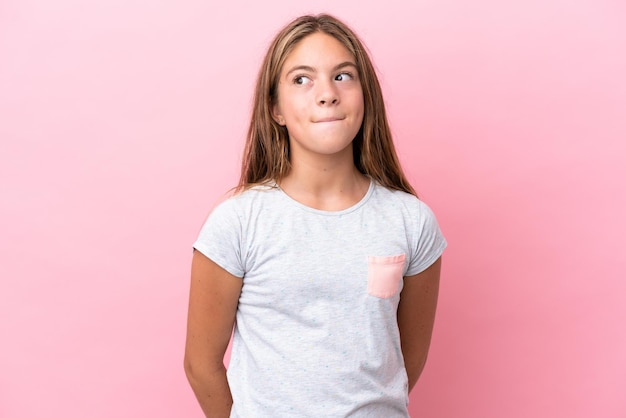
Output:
[193,180,447,417]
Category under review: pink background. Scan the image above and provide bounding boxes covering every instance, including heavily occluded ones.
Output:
[1,0,625,416]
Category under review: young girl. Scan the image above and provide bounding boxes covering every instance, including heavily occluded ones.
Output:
[184,14,447,418]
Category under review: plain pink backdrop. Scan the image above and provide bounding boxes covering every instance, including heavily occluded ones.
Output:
[1,0,625,417]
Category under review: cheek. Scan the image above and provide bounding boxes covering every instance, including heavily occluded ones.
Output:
[279,94,301,117]
[284,99,308,123]
[354,93,365,121]
[349,88,365,113]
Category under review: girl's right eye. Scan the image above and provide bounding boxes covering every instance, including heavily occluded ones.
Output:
[293,75,311,85]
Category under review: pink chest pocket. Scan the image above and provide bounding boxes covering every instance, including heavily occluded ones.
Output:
[366,254,406,298]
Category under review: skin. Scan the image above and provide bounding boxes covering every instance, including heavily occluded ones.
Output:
[272,32,369,210]
[184,252,241,417]
[398,257,442,391]
[184,31,442,417]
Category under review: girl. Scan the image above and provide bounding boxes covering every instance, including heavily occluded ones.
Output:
[184,14,446,418]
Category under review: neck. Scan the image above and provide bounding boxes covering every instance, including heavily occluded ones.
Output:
[278,148,369,211]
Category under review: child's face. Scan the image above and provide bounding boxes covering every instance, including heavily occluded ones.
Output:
[272,32,364,162]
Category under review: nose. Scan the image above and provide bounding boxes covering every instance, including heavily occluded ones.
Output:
[317,79,339,106]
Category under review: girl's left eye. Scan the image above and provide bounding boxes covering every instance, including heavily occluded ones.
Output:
[335,72,353,81]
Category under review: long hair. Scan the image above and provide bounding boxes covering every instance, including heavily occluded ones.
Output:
[237,14,416,196]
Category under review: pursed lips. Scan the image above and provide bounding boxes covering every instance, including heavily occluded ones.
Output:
[313,117,344,123]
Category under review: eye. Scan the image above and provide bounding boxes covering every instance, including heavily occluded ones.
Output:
[335,72,353,81]
[293,75,311,85]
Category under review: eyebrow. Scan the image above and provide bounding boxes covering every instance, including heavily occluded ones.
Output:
[284,61,358,78]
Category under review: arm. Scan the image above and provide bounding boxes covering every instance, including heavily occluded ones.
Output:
[184,250,243,417]
[397,256,442,392]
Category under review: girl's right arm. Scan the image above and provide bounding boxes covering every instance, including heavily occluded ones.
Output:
[184,250,243,418]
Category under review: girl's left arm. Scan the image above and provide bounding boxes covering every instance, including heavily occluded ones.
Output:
[397,256,442,392]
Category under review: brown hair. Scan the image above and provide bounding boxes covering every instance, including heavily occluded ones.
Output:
[237,13,416,196]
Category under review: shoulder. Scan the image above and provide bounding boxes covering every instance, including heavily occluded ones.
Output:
[371,182,435,219]
[211,183,280,216]
[195,183,280,246]
[370,182,444,245]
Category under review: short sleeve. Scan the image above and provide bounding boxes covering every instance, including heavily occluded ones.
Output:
[193,199,245,278]
[405,200,447,277]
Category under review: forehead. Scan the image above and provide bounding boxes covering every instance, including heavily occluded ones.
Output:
[282,32,355,71]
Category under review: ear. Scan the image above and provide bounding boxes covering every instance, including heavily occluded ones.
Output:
[271,103,286,126]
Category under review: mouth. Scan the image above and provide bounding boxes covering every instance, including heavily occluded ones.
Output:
[314,117,344,123]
